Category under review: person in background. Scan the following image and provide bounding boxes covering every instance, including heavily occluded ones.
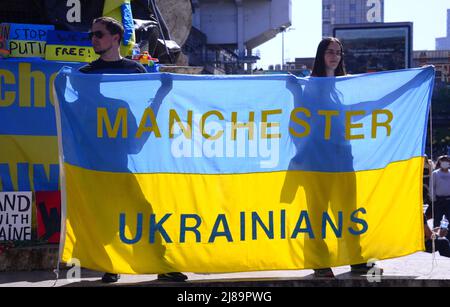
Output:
[431,155,450,233]
[424,214,450,257]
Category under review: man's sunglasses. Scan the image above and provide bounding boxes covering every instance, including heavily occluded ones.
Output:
[88,31,106,39]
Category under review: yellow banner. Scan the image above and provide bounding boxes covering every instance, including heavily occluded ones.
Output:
[9,40,46,57]
[62,157,424,274]
[45,45,99,62]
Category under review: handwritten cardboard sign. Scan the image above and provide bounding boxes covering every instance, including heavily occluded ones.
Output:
[1,23,54,58]
[9,41,46,57]
[45,30,98,62]
[0,192,32,241]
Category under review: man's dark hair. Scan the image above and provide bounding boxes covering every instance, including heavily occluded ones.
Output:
[92,16,124,42]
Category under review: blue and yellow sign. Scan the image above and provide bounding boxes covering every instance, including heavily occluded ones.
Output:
[0,59,83,193]
[45,30,98,63]
[1,23,55,58]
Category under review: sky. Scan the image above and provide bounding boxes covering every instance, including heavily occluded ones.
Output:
[256,0,450,69]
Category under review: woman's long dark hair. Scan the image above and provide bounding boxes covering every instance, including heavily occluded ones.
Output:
[311,37,346,77]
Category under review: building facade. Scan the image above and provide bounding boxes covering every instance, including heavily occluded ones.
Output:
[413,50,450,156]
[413,50,450,87]
[191,0,291,73]
[436,9,450,50]
[322,0,384,37]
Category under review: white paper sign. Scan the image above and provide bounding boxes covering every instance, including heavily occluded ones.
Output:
[0,192,32,240]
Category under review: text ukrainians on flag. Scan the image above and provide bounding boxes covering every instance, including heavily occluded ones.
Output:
[54,66,435,274]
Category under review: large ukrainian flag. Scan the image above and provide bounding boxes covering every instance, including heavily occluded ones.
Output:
[54,66,434,274]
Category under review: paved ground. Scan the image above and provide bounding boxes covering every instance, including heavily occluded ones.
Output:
[1,251,450,287]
